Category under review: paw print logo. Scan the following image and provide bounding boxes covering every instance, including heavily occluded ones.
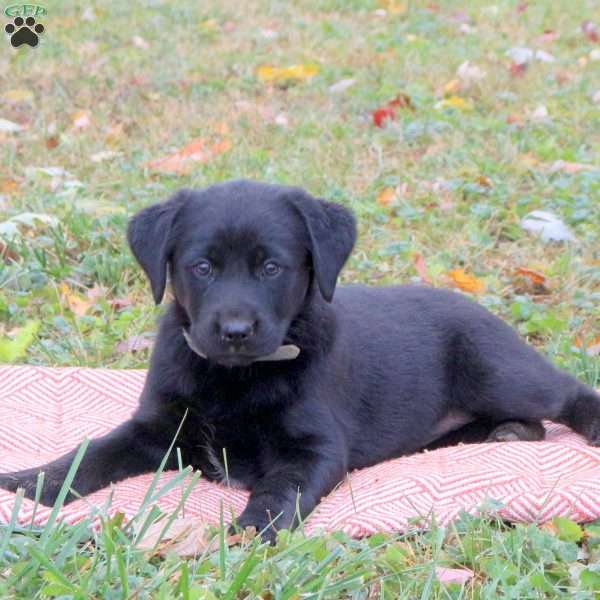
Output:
[5,16,45,48]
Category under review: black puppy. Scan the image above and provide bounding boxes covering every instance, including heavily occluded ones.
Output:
[2,180,599,541]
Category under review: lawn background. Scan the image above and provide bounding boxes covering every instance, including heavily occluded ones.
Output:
[0,0,599,597]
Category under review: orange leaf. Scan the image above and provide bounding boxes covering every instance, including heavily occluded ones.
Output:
[0,179,19,194]
[376,187,396,206]
[146,138,231,175]
[414,253,432,284]
[60,283,92,317]
[447,269,485,294]
[515,267,546,285]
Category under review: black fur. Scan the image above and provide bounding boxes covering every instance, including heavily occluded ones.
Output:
[1,180,599,542]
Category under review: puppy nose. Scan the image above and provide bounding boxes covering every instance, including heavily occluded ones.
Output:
[220,319,256,343]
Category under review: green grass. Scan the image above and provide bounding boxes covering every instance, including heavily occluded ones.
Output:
[0,0,599,596]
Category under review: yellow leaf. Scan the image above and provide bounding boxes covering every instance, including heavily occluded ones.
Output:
[2,89,33,103]
[447,269,485,294]
[257,64,319,83]
[379,0,407,14]
[377,187,396,206]
[435,96,473,111]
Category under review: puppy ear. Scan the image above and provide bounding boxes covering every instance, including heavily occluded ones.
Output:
[288,190,357,302]
[127,190,190,304]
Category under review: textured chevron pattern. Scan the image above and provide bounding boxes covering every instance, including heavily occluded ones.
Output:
[1,365,600,536]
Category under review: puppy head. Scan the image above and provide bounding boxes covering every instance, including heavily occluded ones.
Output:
[127,180,356,366]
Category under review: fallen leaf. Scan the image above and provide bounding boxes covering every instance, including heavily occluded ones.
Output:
[132,35,150,49]
[136,516,254,557]
[590,48,600,61]
[456,61,486,87]
[59,283,92,317]
[549,160,596,174]
[582,20,599,43]
[447,269,485,294]
[443,78,460,95]
[575,336,600,357]
[116,335,154,354]
[376,187,396,206]
[372,94,413,127]
[328,78,356,94]
[529,104,549,122]
[46,136,59,149]
[515,267,546,286]
[1,89,33,103]
[414,254,432,284]
[379,0,407,14]
[0,179,19,195]
[521,210,577,242]
[435,567,474,584]
[509,62,528,77]
[435,96,473,111]
[257,64,319,83]
[90,150,122,163]
[72,110,92,130]
[539,29,559,44]
[507,47,534,65]
[0,118,23,133]
[593,90,600,104]
[146,138,232,175]
[476,175,492,187]
[535,49,556,63]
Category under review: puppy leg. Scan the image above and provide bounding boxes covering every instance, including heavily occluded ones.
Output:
[233,449,345,543]
[0,419,177,506]
[557,384,600,445]
[426,419,544,450]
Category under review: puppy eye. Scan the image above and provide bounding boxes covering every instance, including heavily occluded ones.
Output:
[193,260,212,277]
[262,261,282,278]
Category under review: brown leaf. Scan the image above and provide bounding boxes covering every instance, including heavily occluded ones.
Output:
[447,269,485,294]
[46,136,59,149]
[414,254,432,284]
[115,335,154,354]
[146,138,232,175]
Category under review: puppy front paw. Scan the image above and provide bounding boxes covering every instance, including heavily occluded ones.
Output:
[0,470,62,506]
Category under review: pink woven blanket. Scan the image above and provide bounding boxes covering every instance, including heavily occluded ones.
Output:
[1,366,599,536]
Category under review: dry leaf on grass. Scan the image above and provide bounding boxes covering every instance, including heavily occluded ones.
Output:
[548,160,596,174]
[376,187,396,206]
[435,566,474,584]
[2,89,34,103]
[136,516,255,557]
[435,96,473,111]
[447,269,485,294]
[146,138,232,175]
[513,267,550,295]
[59,283,92,317]
[371,94,413,127]
[257,64,319,83]
[575,336,600,357]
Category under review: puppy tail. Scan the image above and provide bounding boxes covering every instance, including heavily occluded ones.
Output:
[557,383,600,445]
